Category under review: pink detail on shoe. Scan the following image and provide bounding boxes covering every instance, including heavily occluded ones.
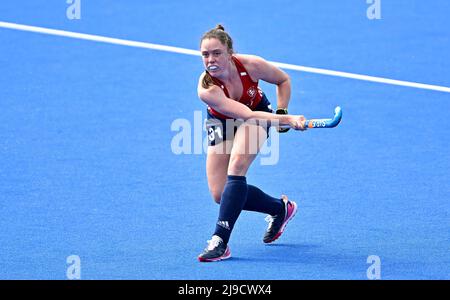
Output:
[265,200,298,243]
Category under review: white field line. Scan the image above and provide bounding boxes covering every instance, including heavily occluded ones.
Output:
[1,21,449,93]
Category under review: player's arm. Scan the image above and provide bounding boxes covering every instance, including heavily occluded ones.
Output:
[238,55,294,132]
[241,55,291,110]
[197,74,304,129]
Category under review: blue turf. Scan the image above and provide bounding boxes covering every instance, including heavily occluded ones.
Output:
[0,0,449,279]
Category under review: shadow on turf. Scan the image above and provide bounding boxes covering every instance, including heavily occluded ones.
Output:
[229,243,364,269]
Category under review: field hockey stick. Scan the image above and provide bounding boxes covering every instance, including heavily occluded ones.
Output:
[280,106,342,129]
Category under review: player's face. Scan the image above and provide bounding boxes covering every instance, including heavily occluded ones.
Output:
[200,38,231,76]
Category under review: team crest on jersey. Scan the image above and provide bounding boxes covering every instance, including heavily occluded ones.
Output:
[247,86,257,98]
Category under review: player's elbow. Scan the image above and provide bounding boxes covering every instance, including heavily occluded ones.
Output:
[198,89,208,102]
[278,72,290,86]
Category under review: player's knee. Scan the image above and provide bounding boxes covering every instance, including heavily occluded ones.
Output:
[210,190,222,204]
[228,155,250,175]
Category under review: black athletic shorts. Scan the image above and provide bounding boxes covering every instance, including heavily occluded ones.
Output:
[205,93,273,146]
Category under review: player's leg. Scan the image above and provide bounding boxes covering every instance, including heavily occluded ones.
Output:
[211,122,272,248]
[199,122,296,262]
[206,140,233,204]
[206,125,285,216]
[199,118,234,262]
[228,122,297,244]
[199,122,266,262]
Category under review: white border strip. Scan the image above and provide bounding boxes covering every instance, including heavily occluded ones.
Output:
[0,21,200,56]
[272,62,450,93]
[1,21,449,93]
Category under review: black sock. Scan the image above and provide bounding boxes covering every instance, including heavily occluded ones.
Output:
[243,185,283,216]
[214,175,248,245]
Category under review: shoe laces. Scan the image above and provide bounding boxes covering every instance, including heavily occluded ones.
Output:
[265,215,275,229]
[206,235,222,251]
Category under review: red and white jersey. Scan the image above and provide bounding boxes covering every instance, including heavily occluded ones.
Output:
[207,56,263,119]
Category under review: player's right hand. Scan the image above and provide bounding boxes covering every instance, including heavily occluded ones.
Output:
[290,115,307,131]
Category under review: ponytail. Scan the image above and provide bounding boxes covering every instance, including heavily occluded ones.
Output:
[202,72,214,89]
